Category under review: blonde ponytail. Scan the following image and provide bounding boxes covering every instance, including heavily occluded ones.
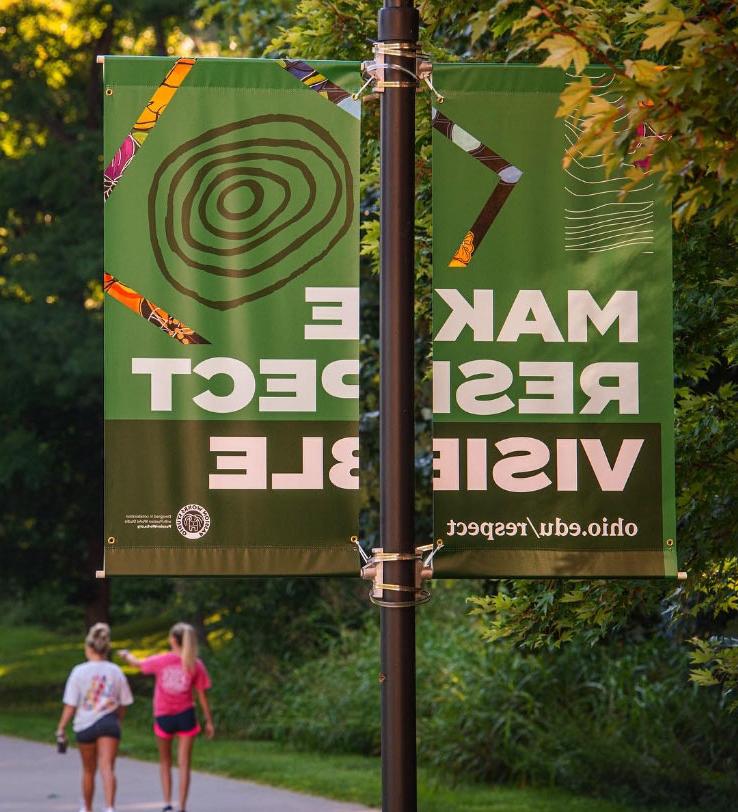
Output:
[85,622,111,656]
[170,622,198,672]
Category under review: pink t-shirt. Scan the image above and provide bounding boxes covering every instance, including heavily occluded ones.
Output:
[140,652,211,717]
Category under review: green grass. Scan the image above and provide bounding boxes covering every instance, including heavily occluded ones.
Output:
[0,624,697,812]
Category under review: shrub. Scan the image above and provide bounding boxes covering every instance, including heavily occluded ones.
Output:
[211,586,738,809]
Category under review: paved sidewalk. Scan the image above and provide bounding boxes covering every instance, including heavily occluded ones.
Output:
[0,736,373,811]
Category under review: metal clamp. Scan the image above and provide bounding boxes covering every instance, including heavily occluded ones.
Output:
[352,43,444,103]
[417,60,445,103]
[352,537,444,608]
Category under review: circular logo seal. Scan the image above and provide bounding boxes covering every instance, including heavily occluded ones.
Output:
[176,504,211,540]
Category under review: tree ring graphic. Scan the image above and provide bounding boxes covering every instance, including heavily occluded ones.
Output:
[148,114,354,309]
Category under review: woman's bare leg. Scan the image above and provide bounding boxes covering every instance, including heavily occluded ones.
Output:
[156,736,173,807]
[97,737,119,809]
[177,735,195,811]
[78,742,97,811]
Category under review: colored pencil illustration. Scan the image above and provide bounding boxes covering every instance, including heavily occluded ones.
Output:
[104,273,209,345]
[432,108,522,268]
[279,59,361,118]
[103,57,206,343]
[104,57,196,200]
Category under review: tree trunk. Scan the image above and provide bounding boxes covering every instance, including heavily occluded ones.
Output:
[86,20,114,130]
[153,18,168,56]
[84,525,110,626]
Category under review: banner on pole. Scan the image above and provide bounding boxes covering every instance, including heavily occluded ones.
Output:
[431,65,677,577]
[103,57,361,575]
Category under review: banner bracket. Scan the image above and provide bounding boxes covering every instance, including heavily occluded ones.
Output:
[354,44,444,103]
[351,534,371,564]
[417,61,445,103]
[354,539,445,608]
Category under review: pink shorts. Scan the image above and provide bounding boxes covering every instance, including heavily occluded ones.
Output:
[153,707,200,740]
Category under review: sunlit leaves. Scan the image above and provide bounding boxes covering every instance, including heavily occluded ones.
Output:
[484,1,738,237]
[555,75,592,118]
[469,580,652,650]
[538,33,589,73]
[690,636,738,710]
[511,4,542,30]
[269,0,374,60]
[641,6,685,51]
[563,93,619,168]
[623,58,663,84]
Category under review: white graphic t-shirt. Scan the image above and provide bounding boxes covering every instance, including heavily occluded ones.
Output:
[62,661,134,732]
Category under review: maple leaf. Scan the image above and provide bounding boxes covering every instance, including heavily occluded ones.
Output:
[556,76,592,118]
[624,58,664,84]
[538,34,589,74]
[642,11,684,50]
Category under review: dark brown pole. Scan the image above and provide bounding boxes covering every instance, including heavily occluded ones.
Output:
[378,2,419,811]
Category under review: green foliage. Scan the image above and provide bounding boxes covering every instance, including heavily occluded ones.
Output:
[690,635,738,709]
[261,623,382,753]
[208,595,738,809]
[367,0,738,710]
[421,635,738,810]
[195,0,292,56]
[468,579,656,648]
[0,0,113,616]
[459,1,738,234]
[270,0,375,61]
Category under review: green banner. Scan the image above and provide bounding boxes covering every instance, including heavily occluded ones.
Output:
[103,57,361,575]
[432,65,677,578]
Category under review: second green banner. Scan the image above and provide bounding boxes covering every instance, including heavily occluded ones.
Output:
[431,65,677,578]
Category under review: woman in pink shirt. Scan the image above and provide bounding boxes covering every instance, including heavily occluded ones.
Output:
[119,622,214,812]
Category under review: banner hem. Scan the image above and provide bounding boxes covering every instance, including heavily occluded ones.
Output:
[105,546,360,576]
[434,549,667,578]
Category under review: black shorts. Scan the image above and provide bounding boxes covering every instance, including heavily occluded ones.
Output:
[154,707,200,740]
[76,711,121,744]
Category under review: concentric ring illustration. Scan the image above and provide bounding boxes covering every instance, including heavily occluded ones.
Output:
[148,114,355,309]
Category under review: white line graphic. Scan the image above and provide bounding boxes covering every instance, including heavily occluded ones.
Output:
[563,70,656,254]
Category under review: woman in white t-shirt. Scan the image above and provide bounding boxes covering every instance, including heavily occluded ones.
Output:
[56,623,134,812]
